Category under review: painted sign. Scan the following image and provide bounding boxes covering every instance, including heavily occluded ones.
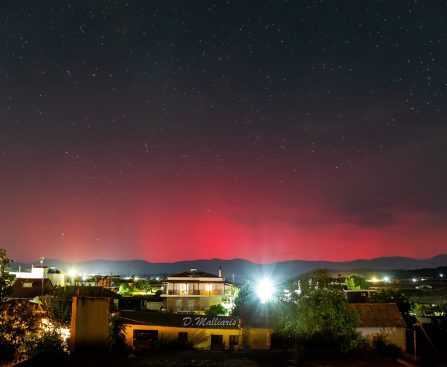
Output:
[182,316,239,329]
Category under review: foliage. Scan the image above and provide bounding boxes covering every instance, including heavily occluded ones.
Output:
[41,288,73,326]
[231,281,257,317]
[0,248,13,300]
[134,279,152,293]
[204,304,227,316]
[0,301,38,363]
[0,333,16,364]
[117,279,156,296]
[108,314,126,352]
[42,285,116,326]
[0,248,12,278]
[412,302,447,317]
[24,328,68,358]
[345,274,368,290]
[118,283,133,296]
[369,289,412,317]
[278,269,360,352]
[372,335,401,360]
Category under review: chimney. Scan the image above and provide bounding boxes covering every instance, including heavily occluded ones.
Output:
[218,267,222,278]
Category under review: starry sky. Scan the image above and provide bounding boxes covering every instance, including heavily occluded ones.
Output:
[1,1,446,263]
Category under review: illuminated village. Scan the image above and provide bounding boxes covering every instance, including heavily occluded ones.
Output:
[1,249,447,366]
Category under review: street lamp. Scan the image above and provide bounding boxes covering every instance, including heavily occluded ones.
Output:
[255,277,275,304]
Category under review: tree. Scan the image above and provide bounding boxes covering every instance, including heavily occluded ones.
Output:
[41,288,73,326]
[0,248,12,278]
[118,283,133,296]
[0,300,38,364]
[204,304,227,316]
[0,248,13,300]
[231,281,257,318]
[42,285,116,326]
[134,279,152,294]
[108,314,126,352]
[278,270,360,352]
[345,274,368,290]
[24,328,68,358]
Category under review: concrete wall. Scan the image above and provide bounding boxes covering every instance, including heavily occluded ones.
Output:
[357,326,406,351]
[70,296,110,352]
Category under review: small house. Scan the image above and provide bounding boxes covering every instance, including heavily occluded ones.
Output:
[348,303,407,351]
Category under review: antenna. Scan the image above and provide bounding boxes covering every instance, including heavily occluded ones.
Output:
[40,257,45,266]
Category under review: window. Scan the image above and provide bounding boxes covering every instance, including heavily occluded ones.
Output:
[210,334,224,350]
[178,332,188,343]
[132,330,158,350]
[229,335,239,347]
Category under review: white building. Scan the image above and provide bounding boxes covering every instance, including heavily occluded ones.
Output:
[10,265,67,287]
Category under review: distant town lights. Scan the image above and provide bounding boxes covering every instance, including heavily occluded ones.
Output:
[383,276,390,283]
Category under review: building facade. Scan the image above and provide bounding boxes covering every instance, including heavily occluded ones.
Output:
[120,311,271,351]
[9,265,67,287]
[161,268,234,313]
[348,303,407,351]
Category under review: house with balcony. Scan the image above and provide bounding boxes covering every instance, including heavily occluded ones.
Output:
[161,268,234,314]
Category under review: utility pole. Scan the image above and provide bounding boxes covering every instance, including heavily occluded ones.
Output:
[40,256,45,296]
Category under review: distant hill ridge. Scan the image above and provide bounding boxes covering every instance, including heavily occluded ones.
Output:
[9,254,447,281]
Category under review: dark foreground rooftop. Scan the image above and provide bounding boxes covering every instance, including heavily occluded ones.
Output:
[16,350,408,367]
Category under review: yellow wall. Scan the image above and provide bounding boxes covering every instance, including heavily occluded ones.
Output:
[124,324,272,351]
[124,324,242,350]
[242,327,271,350]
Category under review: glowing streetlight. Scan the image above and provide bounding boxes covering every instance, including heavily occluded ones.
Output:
[255,278,275,304]
[68,269,77,285]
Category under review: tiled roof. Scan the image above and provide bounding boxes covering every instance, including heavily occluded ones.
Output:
[56,285,120,298]
[169,269,220,278]
[9,278,54,299]
[348,303,407,328]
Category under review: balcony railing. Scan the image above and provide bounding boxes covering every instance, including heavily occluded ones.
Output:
[165,290,223,296]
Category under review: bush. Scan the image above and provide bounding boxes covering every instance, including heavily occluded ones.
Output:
[24,328,68,358]
[108,315,126,352]
[372,335,400,360]
[0,334,16,364]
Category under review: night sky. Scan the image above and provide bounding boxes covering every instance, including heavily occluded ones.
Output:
[1,1,446,263]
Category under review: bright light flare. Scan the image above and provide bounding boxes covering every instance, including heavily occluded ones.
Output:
[255,278,275,304]
[68,269,77,278]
